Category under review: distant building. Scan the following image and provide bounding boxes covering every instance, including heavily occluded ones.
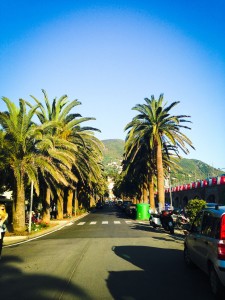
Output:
[107,160,122,174]
[107,177,115,199]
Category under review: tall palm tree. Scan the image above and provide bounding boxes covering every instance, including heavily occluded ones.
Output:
[125,94,194,208]
[31,90,104,219]
[65,129,104,214]
[123,131,156,203]
[0,97,76,232]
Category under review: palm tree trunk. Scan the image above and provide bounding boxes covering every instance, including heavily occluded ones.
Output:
[143,183,148,203]
[42,187,51,223]
[156,142,165,209]
[13,180,26,232]
[56,189,64,219]
[90,191,95,207]
[67,189,73,217]
[148,176,155,210]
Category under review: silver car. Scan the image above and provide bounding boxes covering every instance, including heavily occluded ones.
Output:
[184,205,225,298]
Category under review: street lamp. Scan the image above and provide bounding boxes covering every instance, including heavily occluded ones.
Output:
[28,181,34,233]
[168,167,173,208]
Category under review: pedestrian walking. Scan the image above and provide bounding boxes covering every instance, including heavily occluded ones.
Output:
[0,203,8,259]
[50,201,57,219]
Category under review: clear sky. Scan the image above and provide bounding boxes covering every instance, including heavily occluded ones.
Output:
[0,0,225,170]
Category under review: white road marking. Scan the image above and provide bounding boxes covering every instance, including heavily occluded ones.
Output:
[77,222,85,225]
[65,222,74,226]
[76,220,130,225]
[114,221,121,224]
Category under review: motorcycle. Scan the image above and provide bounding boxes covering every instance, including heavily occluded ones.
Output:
[175,213,190,229]
[150,210,175,234]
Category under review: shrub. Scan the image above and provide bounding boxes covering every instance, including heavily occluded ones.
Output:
[29,221,49,232]
[75,208,87,215]
[186,199,206,222]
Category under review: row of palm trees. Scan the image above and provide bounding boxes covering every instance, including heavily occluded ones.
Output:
[0,90,107,232]
[113,94,195,210]
[0,92,194,231]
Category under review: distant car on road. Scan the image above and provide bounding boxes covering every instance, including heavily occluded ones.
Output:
[125,203,136,219]
[96,201,103,209]
[121,201,133,212]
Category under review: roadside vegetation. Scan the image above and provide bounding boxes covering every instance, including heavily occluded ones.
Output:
[0,90,108,233]
[0,92,209,233]
[113,94,195,210]
[186,199,206,222]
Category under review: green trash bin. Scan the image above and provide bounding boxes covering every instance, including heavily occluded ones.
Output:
[136,203,150,220]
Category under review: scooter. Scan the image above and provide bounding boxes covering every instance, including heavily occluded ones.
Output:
[149,212,162,228]
[150,210,175,234]
[175,213,190,229]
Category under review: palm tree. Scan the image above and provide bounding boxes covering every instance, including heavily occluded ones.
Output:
[125,94,194,209]
[31,90,104,219]
[123,131,155,204]
[0,97,76,232]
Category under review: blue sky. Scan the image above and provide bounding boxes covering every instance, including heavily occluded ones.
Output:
[0,0,225,170]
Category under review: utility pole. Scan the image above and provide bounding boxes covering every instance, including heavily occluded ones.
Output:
[168,167,173,208]
[28,181,34,233]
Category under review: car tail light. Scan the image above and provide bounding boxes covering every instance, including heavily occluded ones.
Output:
[218,215,225,259]
[218,241,225,260]
[220,215,225,240]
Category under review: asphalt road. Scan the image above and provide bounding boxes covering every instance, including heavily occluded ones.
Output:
[1,205,215,300]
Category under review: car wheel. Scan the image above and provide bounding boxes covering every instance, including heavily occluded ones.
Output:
[169,228,174,234]
[169,224,174,234]
[184,246,194,267]
[209,266,224,298]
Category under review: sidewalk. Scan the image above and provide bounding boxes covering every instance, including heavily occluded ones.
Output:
[3,212,90,247]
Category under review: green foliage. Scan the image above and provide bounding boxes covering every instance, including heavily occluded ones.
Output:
[29,221,49,232]
[171,159,223,185]
[186,199,206,222]
[75,207,87,215]
[102,139,124,166]
[0,92,105,232]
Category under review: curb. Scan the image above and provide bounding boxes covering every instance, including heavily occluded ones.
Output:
[3,212,90,247]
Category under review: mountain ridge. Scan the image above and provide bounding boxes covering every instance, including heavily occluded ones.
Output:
[102,139,223,183]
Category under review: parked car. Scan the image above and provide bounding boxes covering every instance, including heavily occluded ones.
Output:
[115,200,123,208]
[125,203,136,219]
[184,204,225,298]
[96,201,103,209]
[121,200,133,212]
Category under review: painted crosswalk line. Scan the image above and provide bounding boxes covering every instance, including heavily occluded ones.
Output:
[65,222,74,226]
[76,220,133,225]
[77,222,86,225]
[102,221,108,224]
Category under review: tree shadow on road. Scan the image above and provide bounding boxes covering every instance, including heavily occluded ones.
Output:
[130,222,157,233]
[130,222,185,243]
[0,255,91,300]
[107,245,214,300]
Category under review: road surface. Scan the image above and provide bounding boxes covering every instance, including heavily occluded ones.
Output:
[1,205,214,299]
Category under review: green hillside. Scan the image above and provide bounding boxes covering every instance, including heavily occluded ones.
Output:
[102,139,223,183]
[170,158,222,185]
[102,139,125,165]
